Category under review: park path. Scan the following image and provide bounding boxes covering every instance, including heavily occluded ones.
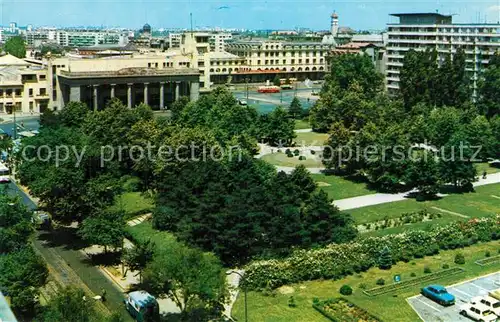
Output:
[333,172,500,211]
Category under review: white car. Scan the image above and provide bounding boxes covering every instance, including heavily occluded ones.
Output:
[472,296,500,316]
[460,303,497,321]
[0,175,10,183]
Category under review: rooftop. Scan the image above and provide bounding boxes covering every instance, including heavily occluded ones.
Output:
[390,13,452,18]
[0,54,30,67]
[59,67,199,79]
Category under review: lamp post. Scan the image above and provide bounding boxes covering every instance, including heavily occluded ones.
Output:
[226,270,247,322]
[245,78,249,101]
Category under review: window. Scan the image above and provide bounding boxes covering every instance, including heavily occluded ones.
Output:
[29,89,33,97]
[39,75,46,80]
[0,103,3,112]
[39,88,46,96]
[6,89,12,96]
[29,102,34,111]
[0,90,3,96]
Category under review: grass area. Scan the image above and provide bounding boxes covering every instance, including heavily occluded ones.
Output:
[476,162,500,174]
[126,221,180,251]
[294,119,311,130]
[311,173,375,200]
[346,183,500,235]
[260,152,323,168]
[232,241,500,322]
[294,132,329,146]
[109,192,154,219]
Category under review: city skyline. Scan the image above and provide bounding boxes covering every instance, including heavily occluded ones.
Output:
[1,0,499,31]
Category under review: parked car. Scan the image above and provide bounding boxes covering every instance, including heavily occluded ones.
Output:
[32,211,52,230]
[124,291,159,322]
[421,285,455,306]
[0,161,10,183]
[471,296,500,316]
[460,303,497,321]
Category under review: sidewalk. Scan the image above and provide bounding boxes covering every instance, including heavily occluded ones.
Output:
[333,172,500,211]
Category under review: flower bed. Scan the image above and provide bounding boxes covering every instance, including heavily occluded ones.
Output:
[313,298,381,322]
[475,255,500,266]
[363,267,465,296]
[243,216,499,290]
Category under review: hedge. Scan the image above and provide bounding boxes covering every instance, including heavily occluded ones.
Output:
[243,216,499,290]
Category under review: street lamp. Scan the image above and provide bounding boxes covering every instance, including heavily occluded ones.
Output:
[226,270,247,322]
[245,78,249,101]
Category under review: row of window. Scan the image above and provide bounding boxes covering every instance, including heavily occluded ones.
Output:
[253,58,324,65]
[0,88,47,97]
[208,66,325,73]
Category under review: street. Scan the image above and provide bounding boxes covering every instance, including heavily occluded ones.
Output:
[4,181,133,321]
[0,116,40,137]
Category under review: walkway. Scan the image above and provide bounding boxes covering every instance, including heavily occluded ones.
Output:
[333,172,500,211]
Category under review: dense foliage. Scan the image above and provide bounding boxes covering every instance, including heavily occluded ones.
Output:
[242,216,499,290]
[3,36,26,58]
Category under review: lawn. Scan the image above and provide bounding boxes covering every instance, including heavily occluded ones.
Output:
[232,241,500,322]
[109,192,154,219]
[476,162,500,174]
[294,132,329,146]
[311,173,375,200]
[294,119,311,130]
[346,183,500,234]
[261,152,323,168]
[126,221,180,251]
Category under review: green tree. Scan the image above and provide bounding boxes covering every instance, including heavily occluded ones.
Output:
[288,96,302,119]
[143,245,227,318]
[4,36,26,58]
[301,190,357,246]
[273,74,281,86]
[79,211,125,253]
[438,130,477,189]
[39,286,106,322]
[378,246,393,270]
[260,106,295,146]
[478,53,500,118]
[404,155,440,199]
[0,247,48,314]
[322,121,352,172]
[122,239,155,283]
[58,101,90,128]
[0,195,34,253]
[464,115,495,160]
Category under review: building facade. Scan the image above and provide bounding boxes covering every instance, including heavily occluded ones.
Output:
[386,13,500,94]
[0,54,49,114]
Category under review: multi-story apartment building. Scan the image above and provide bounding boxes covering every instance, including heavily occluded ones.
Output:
[209,33,232,52]
[0,54,50,114]
[168,33,182,49]
[386,13,500,94]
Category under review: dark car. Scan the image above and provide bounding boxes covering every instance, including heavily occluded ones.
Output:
[421,284,455,306]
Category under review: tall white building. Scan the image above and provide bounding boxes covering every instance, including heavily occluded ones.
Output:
[386,13,500,94]
[209,33,232,52]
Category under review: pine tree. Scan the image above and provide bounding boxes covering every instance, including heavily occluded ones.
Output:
[288,97,302,119]
[378,246,393,270]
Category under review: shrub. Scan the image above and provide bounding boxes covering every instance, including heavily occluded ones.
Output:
[423,266,432,274]
[485,251,491,257]
[293,149,300,156]
[358,283,368,290]
[287,153,294,158]
[311,150,316,155]
[339,285,353,296]
[288,296,297,307]
[312,297,320,305]
[410,272,417,277]
[454,253,466,265]
[285,149,291,154]
[298,156,306,161]
[122,176,141,192]
[442,264,450,269]
[376,278,385,286]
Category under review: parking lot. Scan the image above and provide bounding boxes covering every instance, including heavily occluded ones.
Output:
[407,272,500,321]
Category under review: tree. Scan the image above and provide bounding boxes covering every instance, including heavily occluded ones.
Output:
[122,239,155,283]
[301,190,357,246]
[478,53,500,118]
[399,49,437,109]
[79,211,125,253]
[273,74,281,87]
[143,245,227,319]
[288,96,302,119]
[0,195,34,253]
[58,101,90,128]
[438,130,477,189]
[322,121,352,172]
[0,246,48,314]
[289,165,316,202]
[259,106,295,146]
[464,115,495,160]
[40,286,106,322]
[378,246,393,270]
[404,155,440,199]
[4,36,26,58]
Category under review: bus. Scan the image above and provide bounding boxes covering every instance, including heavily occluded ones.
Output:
[124,291,160,322]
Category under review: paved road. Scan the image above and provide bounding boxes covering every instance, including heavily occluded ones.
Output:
[0,116,40,137]
[4,181,133,321]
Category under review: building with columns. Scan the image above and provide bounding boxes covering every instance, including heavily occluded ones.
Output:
[47,55,200,111]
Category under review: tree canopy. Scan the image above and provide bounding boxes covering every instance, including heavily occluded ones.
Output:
[3,36,26,58]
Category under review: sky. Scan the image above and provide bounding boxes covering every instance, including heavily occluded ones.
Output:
[1,0,499,31]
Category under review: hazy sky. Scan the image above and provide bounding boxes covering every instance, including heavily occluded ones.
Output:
[1,0,499,30]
